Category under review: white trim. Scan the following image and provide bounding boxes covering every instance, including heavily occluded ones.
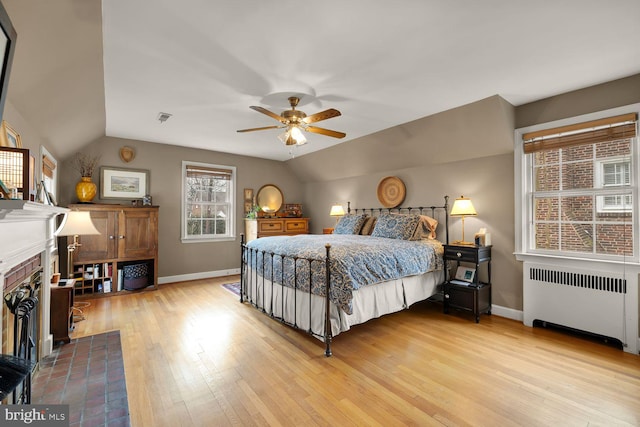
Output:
[158,268,240,284]
[491,304,523,322]
[181,160,237,242]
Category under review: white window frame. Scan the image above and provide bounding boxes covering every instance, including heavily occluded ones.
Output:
[515,103,640,263]
[181,161,236,243]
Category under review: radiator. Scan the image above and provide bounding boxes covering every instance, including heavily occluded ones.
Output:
[523,260,639,354]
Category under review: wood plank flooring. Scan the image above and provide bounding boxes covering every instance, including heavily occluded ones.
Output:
[71,276,640,426]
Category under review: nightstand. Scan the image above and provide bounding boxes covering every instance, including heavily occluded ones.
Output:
[323,228,334,234]
[443,244,492,323]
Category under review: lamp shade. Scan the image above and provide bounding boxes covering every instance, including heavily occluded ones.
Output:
[450,196,477,217]
[278,126,307,146]
[329,204,345,217]
[55,211,100,236]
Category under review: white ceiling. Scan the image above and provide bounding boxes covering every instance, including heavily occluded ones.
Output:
[6,0,640,161]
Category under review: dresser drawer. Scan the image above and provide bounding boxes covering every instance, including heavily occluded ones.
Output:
[257,218,310,237]
[285,220,308,232]
[258,220,284,233]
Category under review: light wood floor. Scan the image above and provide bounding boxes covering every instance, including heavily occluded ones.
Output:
[71,276,640,426]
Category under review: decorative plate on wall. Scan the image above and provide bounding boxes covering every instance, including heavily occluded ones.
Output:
[119,146,135,163]
[377,176,406,208]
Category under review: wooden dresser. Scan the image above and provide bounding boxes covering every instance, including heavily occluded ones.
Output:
[257,218,309,238]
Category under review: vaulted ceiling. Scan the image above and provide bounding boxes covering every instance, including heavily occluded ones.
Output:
[4,0,640,161]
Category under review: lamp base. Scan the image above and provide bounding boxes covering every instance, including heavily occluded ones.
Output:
[451,240,476,246]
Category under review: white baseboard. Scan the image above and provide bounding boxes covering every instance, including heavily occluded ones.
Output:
[491,304,523,322]
[159,268,240,285]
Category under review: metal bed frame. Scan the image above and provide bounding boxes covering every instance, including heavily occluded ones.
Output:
[240,195,449,357]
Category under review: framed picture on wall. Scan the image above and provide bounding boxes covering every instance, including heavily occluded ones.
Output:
[244,188,254,213]
[100,166,149,199]
[0,120,21,148]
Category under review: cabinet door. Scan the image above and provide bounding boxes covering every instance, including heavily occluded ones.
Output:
[75,210,118,262]
[118,208,158,259]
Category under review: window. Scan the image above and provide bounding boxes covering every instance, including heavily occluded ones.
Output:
[182,161,236,242]
[516,109,638,260]
[40,146,57,204]
[596,158,631,212]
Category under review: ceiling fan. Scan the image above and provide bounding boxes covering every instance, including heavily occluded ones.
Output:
[237,96,346,146]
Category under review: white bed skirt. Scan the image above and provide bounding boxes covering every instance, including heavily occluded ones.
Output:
[242,269,444,339]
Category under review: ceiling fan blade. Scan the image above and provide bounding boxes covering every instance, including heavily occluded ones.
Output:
[237,125,283,133]
[303,108,341,124]
[250,106,287,123]
[306,126,346,139]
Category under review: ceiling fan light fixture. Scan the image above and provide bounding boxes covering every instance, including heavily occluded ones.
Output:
[278,126,307,146]
[290,126,307,145]
[237,95,343,146]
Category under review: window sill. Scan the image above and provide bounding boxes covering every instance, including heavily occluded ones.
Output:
[515,251,640,268]
[181,236,236,244]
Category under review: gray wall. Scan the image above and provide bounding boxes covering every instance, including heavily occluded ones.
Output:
[58,137,304,278]
[516,74,640,128]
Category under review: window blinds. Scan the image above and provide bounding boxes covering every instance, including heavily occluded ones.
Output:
[185,165,232,180]
[42,154,56,178]
[522,113,637,154]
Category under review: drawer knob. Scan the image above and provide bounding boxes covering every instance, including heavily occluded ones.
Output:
[456,252,462,257]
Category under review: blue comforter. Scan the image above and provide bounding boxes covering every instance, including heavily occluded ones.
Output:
[244,234,443,314]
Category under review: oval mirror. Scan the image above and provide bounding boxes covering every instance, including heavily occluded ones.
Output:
[256,184,284,214]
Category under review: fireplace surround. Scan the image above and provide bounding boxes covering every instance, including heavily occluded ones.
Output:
[0,201,67,379]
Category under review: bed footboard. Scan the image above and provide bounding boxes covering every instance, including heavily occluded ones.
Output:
[240,236,334,357]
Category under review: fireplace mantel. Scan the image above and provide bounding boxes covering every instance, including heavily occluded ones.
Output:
[0,200,67,222]
[0,201,69,358]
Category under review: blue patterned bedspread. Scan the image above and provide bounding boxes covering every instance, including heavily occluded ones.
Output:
[244,234,444,314]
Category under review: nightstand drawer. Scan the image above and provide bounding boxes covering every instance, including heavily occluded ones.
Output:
[444,245,491,263]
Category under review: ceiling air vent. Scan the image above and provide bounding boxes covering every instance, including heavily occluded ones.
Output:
[157,112,172,123]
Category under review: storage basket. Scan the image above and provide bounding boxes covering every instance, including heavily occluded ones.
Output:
[123,263,149,290]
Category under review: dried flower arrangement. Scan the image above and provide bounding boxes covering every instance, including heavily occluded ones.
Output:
[71,152,100,177]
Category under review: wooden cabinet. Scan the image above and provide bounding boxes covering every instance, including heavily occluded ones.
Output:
[257,218,309,238]
[64,204,159,298]
[50,279,75,344]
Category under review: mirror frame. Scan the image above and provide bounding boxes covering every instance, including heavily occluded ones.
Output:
[256,184,284,214]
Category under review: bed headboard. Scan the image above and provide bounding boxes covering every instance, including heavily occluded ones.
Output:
[347,195,449,244]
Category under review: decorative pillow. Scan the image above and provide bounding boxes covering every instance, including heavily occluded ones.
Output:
[371,213,420,240]
[411,215,439,240]
[359,216,377,235]
[333,214,367,235]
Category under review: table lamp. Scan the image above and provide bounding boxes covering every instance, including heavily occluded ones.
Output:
[55,211,100,281]
[329,204,345,224]
[450,195,477,245]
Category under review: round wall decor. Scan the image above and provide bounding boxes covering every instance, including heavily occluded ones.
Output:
[119,146,135,163]
[377,176,406,208]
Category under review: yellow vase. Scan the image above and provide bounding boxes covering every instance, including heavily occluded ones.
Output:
[76,176,97,203]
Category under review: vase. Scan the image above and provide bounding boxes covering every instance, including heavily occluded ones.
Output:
[76,176,97,203]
